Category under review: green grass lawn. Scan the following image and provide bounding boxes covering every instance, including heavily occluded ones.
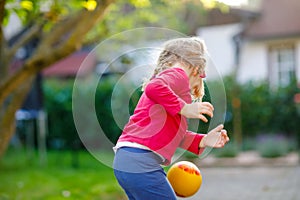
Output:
[0,149,126,200]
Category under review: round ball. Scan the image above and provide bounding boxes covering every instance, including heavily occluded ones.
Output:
[167,161,202,197]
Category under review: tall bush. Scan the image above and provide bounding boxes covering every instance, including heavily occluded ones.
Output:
[43,75,127,149]
[44,75,300,152]
[224,77,300,140]
[43,79,77,149]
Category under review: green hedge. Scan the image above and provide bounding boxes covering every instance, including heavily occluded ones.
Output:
[43,80,77,149]
[256,135,290,158]
[44,75,300,152]
[44,76,124,149]
[224,77,300,139]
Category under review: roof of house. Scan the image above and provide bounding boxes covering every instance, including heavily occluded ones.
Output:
[199,8,242,26]
[43,51,96,78]
[199,6,259,27]
[199,0,300,40]
[242,0,300,39]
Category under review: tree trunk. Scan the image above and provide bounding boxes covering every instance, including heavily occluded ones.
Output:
[0,0,115,158]
[232,95,243,148]
[231,35,243,149]
[0,75,34,158]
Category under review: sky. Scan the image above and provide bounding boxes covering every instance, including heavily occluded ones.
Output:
[216,0,248,6]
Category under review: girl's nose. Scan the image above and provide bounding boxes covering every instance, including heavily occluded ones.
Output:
[199,72,206,78]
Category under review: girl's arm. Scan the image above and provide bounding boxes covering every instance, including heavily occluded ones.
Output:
[145,81,186,116]
[144,68,188,116]
[199,124,229,148]
[180,125,230,155]
[179,131,206,155]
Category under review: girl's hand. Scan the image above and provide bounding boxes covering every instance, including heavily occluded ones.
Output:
[180,102,214,122]
[199,124,230,148]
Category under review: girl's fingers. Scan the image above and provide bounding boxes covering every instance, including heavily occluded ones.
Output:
[200,108,213,117]
[199,115,208,123]
[201,102,214,111]
[200,109,213,118]
[213,124,224,132]
[195,102,214,117]
[221,130,230,142]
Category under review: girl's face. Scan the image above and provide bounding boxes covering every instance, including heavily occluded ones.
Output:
[189,66,205,99]
[174,61,205,99]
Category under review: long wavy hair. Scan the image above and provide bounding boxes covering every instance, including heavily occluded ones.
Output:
[142,37,207,100]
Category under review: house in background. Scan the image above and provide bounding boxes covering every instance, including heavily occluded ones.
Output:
[43,50,97,79]
[197,0,300,88]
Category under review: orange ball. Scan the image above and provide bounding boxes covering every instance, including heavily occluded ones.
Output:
[167,161,202,198]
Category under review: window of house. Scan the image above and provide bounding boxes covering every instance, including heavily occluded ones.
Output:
[269,44,296,88]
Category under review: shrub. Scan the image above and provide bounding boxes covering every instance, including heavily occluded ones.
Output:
[223,76,300,149]
[43,79,78,150]
[213,142,239,158]
[256,134,291,158]
[43,75,127,149]
[242,137,257,151]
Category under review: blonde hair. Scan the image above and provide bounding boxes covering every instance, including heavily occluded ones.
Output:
[143,37,207,100]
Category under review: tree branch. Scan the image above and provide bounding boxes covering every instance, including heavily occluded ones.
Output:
[7,23,43,61]
[82,20,109,46]
[39,0,115,52]
[0,74,34,158]
[0,0,115,106]
[61,0,115,51]
[0,0,8,82]
[0,0,5,25]
[38,11,85,51]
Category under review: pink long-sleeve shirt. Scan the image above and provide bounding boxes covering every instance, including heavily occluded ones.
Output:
[116,67,205,165]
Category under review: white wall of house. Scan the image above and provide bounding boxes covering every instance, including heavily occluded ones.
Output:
[238,40,268,83]
[197,23,243,79]
[198,24,300,85]
[296,41,300,83]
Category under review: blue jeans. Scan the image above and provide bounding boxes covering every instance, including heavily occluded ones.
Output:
[113,147,177,200]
